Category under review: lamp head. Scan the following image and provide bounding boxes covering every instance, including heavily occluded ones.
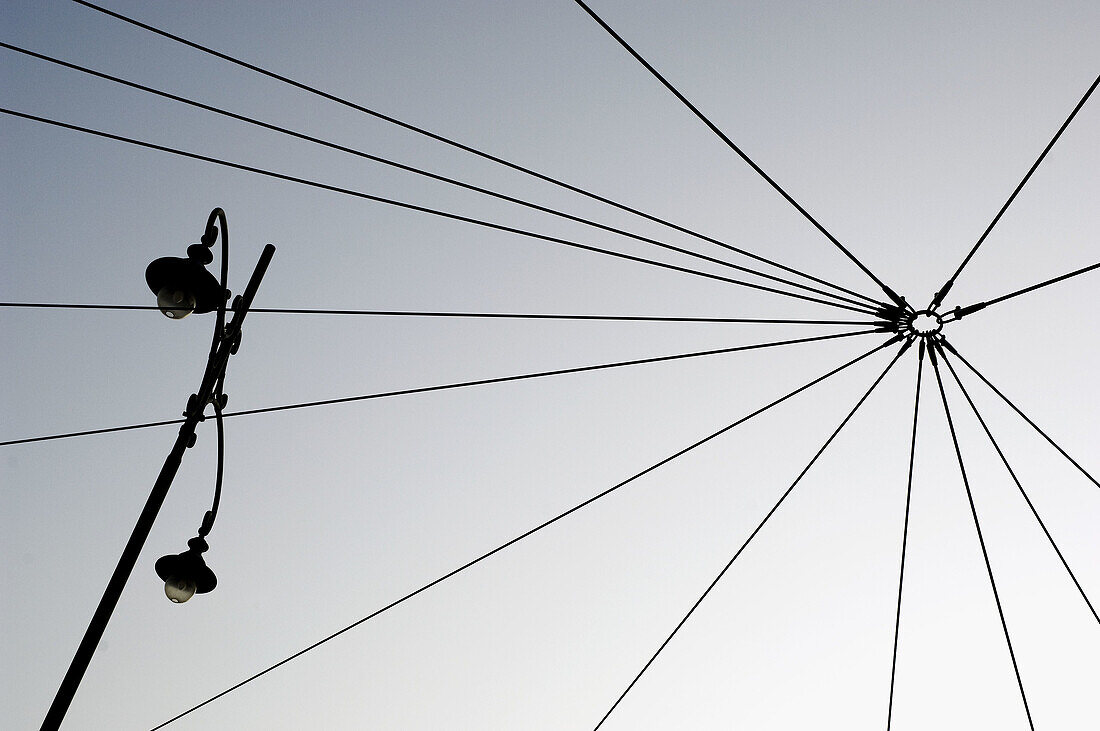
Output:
[154,536,217,603]
[145,248,223,320]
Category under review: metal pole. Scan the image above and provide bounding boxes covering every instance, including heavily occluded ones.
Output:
[41,244,274,730]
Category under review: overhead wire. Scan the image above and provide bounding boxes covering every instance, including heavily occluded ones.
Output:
[593,335,913,729]
[887,339,924,731]
[0,417,187,447]
[0,41,877,313]
[146,333,904,730]
[0,328,886,447]
[570,0,907,311]
[930,71,1100,310]
[0,107,880,316]
[928,339,1035,731]
[67,0,882,309]
[938,343,1098,625]
[943,259,1100,323]
[938,339,1100,492]
[0,302,883,326]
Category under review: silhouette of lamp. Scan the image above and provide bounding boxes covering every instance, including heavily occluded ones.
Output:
[145,208,233,603]
[145,243,225,319]
[42,208,275,731]
[155,536,217,603]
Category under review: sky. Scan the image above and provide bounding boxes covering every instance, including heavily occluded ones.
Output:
[2,0,1099,729]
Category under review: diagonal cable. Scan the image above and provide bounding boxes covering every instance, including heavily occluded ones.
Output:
[938,339,1100,492]
[928,339,1035,730]
[887,339,925,730]
[0,328,885,447]
[147,334,904,730]
[593,337,912,729]
[0,302,881,326]
[930,72,1100,310]
[942,260,1100,323]
[68,0,881,308]
[0,107,880,316]
[938,344,1098,624]
[0,42,877,312]
[570,0,906,310]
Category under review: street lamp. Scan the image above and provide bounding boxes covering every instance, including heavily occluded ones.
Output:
[145,249,223,319]
[144,209,236,607]
[41,208,275,731]
[156,536,217,603]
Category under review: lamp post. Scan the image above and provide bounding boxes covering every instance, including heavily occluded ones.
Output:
[41,209,275,730]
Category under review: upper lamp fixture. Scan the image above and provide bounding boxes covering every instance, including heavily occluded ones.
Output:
[154,536,217,603]
[145,243,225,319]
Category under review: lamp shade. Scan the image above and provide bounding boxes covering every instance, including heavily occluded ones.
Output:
[154,536,217,602]
[145,256,224,318]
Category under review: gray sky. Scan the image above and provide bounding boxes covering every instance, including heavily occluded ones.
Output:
[2,1,1098,728]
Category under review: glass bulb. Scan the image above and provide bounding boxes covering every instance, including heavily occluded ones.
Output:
[164,576,197,603]
[156,286,197,320]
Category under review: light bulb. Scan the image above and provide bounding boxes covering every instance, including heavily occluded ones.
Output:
[164,576,198,603]
[156,286,197,320]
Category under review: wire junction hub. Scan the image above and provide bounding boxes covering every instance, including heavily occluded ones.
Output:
[902,309,944,337]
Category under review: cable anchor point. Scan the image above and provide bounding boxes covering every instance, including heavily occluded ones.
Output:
[900,308,944,339]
